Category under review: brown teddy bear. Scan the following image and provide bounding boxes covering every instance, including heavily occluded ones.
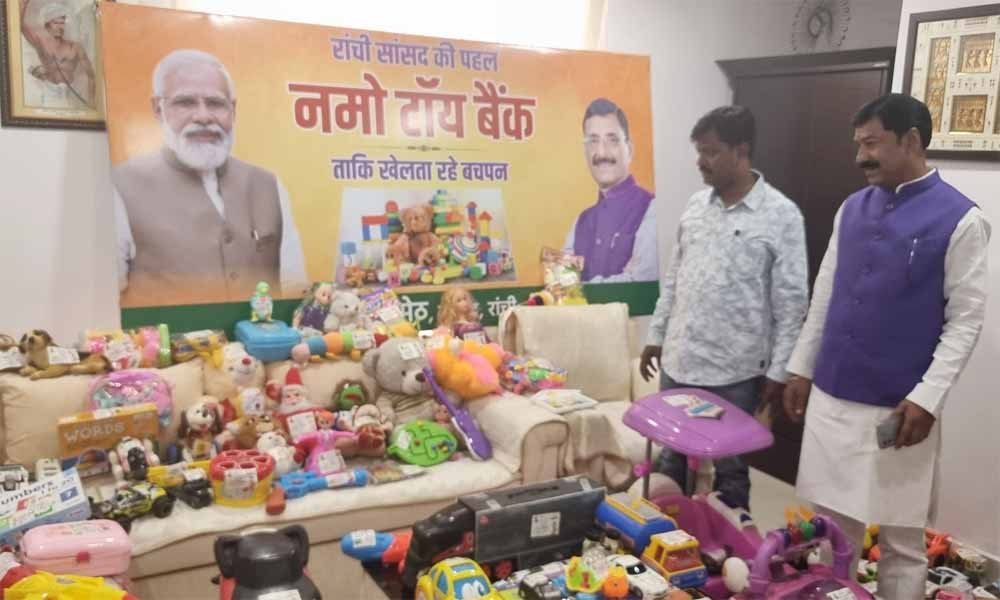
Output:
[400,204,441,266]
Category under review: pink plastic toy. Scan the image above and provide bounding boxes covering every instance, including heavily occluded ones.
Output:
[20,520,132,577]
[294,430,356,476]
[731,514,873,599]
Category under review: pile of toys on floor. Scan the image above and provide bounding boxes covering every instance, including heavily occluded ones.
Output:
[0,280,584,597]
[859,526,997,600]
[336,474,999,600]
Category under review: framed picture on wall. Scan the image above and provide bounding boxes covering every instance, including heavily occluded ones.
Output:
[902,3,1000,161]
[0,0,105,129]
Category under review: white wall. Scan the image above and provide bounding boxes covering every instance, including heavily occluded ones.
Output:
[893,0,1000,557]
[603,0,903,347]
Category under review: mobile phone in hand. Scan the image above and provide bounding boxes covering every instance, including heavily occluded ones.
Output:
[876,414,902,449]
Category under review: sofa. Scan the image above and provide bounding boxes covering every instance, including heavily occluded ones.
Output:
[0,342,569,578]
[498,302,659,487]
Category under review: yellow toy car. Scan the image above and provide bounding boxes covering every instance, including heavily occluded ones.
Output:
[415,557,503,600]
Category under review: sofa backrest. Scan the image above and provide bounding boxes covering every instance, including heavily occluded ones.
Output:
[499,303,633,403]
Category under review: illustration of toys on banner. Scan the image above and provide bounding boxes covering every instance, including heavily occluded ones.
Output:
[337,189,515,290]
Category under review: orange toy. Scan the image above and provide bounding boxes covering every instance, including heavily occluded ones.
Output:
[428,336,503,400]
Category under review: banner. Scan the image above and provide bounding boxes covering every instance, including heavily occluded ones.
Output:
[101,3,656,320]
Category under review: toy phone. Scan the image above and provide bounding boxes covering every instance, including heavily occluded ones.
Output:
[876,414,902,449]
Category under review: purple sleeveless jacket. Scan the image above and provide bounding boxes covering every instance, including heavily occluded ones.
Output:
[573,175,653,280]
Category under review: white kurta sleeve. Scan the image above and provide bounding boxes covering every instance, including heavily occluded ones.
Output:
[907,208,991,416]
[276,178,308,298]
[113,187,135,293]
[786,204,844,379]
[563,216,578,253]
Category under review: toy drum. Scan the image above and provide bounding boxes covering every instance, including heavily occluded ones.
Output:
[209,450,275,508]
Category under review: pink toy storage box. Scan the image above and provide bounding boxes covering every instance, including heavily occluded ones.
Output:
[20,519,132,577]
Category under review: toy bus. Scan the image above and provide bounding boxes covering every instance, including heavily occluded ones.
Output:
[401,476,605,590]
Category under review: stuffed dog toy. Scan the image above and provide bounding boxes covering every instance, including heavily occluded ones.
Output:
[177,399,223,461]
[18,329,108,380]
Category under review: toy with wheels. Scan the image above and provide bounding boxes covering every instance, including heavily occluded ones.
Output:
[624,388,772,597]
[214,525,321,600]
[727,514,874,599]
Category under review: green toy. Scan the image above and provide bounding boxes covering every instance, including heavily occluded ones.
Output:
[250,281,273,322]
[387,420,457,467]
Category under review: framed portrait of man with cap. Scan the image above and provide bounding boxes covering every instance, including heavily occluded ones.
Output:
[1,0,105,129]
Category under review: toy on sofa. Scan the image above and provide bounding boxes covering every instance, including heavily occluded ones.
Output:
[427,336,503,400]
[108,436,160,483]
[332,379,370,411]
[170,329,228,367]
[78,329,141,371]
[324,290,363,332]
[255,431,304,477]
[499,354,567,394]
[364,337,443,427]
[436,287,489,342]
[0,468,91,546]
[214,525,321,600]
[18,329,110,380]
[234,319,301,363]
[360,288,419,338]
[89,481,174,533]
[295,430,357,475]
[177,399,223,462]
[250,281,274,323]
[725,514,873,599]
[88,369,174,429]
[336,404,393,457]
[209,449,276,508]
[424,367,492,461]
[292,282,334,331]
[289,329,378,363]
[268,367,325,440]
[387,420,457,466]
[277,468,368,499]
[21,519,131,577]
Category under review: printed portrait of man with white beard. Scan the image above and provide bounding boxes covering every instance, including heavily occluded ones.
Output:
[112,49,307,306]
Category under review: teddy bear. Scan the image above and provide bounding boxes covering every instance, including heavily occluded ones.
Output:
[233,413,281,450]
[362,337,458,427]
[399,204,441,267]
[256,430,304,477]
[204,342,268,425]
[322,290,362,332]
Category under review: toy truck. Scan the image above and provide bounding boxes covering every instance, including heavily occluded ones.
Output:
[596,491,676,554]
[402,476,605,589]
[641,530,708,589]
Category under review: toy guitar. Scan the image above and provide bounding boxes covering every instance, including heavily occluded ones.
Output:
[422,367,492,461]
[277,468,368,499]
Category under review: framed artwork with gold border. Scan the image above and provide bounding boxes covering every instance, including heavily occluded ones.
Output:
[0,0,105,129]
[903,3,1000,161]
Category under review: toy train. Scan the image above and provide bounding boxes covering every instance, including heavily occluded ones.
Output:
[401,476,606,589]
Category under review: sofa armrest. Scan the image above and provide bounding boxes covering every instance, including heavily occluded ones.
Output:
[466,393,567,484]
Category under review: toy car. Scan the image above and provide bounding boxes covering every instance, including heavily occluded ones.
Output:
[927,567,974,597]
[90,481,174,532]
[607,553,671,600]
[168,469,213,509]
[518,571,565,600]
[415,557,503,600]
[0,464,30,493]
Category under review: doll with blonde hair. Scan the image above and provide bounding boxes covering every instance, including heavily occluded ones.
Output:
[436,287,488,341]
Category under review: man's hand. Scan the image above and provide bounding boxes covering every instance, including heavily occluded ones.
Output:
[782,376,812,424]
[892,399,936,449]
[639,345,662,382]
[761,378,785,409]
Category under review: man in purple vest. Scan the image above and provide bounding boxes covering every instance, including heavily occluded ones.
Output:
[784,94,989,599]
[640,106,809,510]
[564,98,658,283]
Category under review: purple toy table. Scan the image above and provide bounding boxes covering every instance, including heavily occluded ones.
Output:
[623,388,774,497]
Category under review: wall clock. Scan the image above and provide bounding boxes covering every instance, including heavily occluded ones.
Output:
[792,0,852,52]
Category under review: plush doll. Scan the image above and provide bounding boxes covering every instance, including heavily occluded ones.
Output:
[256,430,304,477]
[234,413,281,450]
[292,282,334,332]
[362,337,457,427]
[204,342,267,425]
[336,404,393,458]
[332,379,370,411]
[267,367,325,441]
[177,398,223,461]
[400,204,441,266]
[323,291,363,332]
[294,430,357,475]
[436,287,488,342]
[428,337,503,400]
[18,330,109,380]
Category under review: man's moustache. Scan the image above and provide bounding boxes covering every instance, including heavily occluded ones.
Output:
[858,161,880,169]
[592,158,616,166]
